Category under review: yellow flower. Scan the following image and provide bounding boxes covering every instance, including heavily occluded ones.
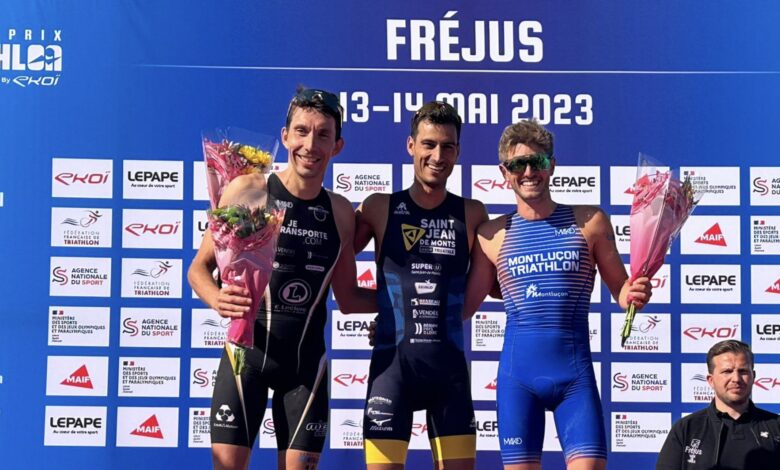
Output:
[239,145,272,168]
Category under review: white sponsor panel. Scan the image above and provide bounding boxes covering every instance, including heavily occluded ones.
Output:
[610,166,667,206]
[331,359,370,399]
[191,308,228,348]
[356,261,377,289]
[192,161,208,201]
[680,264,740,304]
[681,216,741,255]
[753,363,780,404]
[610,362,671,402]
[470,360,498,402]
[750,167,780,206]
[120,308,181,348]
[188,408,211,448]
[471,165,514,204]
[751,265,780,304]
[550,166,600,205]
[610,313,671,353]
[612,214,630,254]
[542,411,562,451]
[680,167,740,206]
[44,406,107,447]
[123,160,183,200]
[333,163,393,203]
[258,408,276,449]
[118,357,180,397]
[49,257,111,297]
[589,312,602,353]
[121,258,182,298]
[611,412,671,452]
[190,357,219,398]
[332,310,373,350]
[116,407,179,447]
[330,409,364,449]
[403,163,462,195]
[51,207,112,247]
[122,209,183,249]
[46,356,108,397]
[475,410,499,451]
[193,209,208,249]
[752,314,780,354]
[751,216,780,255]
[52,158,113,199]
[48,306,110,347]
[409,410,431,450]
[680,313,741,353]
[681,363,714,403]
[471,311,506,352]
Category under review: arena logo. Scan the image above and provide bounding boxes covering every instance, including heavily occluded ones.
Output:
[1,28,63,88]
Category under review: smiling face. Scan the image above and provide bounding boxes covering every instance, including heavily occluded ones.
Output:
[707,352,754,411]
[408,120,459,190]
[281,107,344,181]
[499,142,555,203]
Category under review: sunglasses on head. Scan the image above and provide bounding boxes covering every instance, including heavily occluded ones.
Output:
[501,153,552,174]
[289,88,344,122]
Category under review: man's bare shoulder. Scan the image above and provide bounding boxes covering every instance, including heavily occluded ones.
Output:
[325,189,353,215]
[478,214,508,238]
[220,173,269,206]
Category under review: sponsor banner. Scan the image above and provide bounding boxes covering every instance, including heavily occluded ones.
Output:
[542,411,562,451]
[409,410,431,450]
[46,356,108,396]
[191,308,227,348]
[192,161,208,201]
[471,311,506,352]
[120,308,181,348]
[680,216,740,255]
[356,261,377,290]
[44,406,107,447]
[470,360,498,402]
[681,363,714,403]
[121,258,182,298]
[189,357,219,398]
[471,165,513,204]
[332,310,373,350]
[612,214,630,254]
[330,359,370,399]
[751,314,780,354]
[49,256,111,297]
[753,363,780,404]
[258,408,276,449]
[330,409,364,450]
[188,408,210,448]
[750,167,780,206]
[680,264,740,304]
[193,209,208,249]
[51,207,112,247]
[475,410,499,451]
[611,412,671,453]
[751,216,780,255]
[402,163,462,195]
[52,158,113,199]
[610,313,671,353]
[48,306,110,347]
[116,407,179,447]
[549,166,600,205]
[680,313,741,353]
[122,209,183,249]
[680,167,740,206]
[751,265,780,304]
[333,163,393,202]
[123,160,183,200]
[589,312,602,353]
[118,357,180,397]
[610,362,671,402]
[609,166,669,206]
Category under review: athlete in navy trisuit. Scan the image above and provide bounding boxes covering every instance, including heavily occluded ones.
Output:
[462,120,653,470]
[189,88,376,470]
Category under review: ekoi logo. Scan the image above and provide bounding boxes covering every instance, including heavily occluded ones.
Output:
[612,373,629,391]
[401,224,425,251]
[62,210,102,227]
[122,318,139,336]
[131,415,164,439]
[132,261,173,278]
[52,266,68,285]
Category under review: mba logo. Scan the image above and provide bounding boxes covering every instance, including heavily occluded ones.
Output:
[401,224,425,251]
[503,437,523,446]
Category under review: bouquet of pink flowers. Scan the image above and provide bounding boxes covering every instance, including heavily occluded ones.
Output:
[620,153,700,346]
[202,127,284,374]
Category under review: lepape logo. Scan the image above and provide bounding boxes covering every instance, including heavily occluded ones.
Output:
[45,406,107,447]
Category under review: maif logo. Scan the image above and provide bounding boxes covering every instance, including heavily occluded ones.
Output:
[46,356,108,396]
[1,27,63,88]
[117,407,178,447]
[695,223,726,246]
[131,415,164,439]
[61,365,93,389]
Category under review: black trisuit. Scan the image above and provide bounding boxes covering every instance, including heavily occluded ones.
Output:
[210,173,340,451]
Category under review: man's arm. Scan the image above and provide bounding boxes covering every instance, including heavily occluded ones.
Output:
[329,192,377,314]
[463,216,504,320]
[655,422,685,470]
[354,193,387,256]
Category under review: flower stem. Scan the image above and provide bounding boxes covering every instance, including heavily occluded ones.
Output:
[620,303,637,347]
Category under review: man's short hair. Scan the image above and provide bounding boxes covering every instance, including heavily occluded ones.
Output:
[286,86,344,140]
[706,340,754,373]
[498,119,554,162]
[410,101,462,142]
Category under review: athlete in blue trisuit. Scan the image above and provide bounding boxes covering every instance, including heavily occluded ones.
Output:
[463,120,653,470]
[354,101,489,470]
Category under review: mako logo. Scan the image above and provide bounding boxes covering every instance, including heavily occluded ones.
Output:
[52,158,113,199]
[503,437,523,446]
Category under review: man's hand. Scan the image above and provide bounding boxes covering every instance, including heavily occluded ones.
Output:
[367,317,377,346]
[625,276,652,310]
[214,284,252,319]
